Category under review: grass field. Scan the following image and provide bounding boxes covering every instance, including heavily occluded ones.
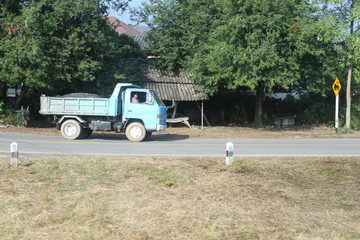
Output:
[0,156,359,240]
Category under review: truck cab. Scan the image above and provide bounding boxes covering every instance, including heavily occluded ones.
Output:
[122,88,167,141]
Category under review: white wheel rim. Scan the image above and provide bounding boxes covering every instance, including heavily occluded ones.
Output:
[130,126,142,139]
[64,124,77,136]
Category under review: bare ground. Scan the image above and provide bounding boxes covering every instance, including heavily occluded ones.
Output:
[0,156,359,239]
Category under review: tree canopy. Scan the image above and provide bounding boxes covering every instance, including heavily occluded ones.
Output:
[314,0,360,128]
[140,0,333,127]
[0,0,143,98]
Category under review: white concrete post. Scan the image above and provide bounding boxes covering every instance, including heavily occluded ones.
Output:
[226,142,234,165]
[10,142,19,166]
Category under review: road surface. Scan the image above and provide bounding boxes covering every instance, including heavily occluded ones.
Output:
[0,132,359,157]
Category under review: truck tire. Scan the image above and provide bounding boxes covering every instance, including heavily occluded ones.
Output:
[125,122,146,142]
[60,119,83,140]
[144,131,152,141]
[79,128,93,139]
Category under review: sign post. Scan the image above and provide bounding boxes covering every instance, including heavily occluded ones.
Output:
[332,78,341,134]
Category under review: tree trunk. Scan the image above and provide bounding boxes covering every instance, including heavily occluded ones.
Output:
[345,65,352,129]
[254,81,264,128]
[15,84,29,110]
[345,0,355,129]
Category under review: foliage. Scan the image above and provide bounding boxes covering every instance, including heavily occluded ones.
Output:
[137,0,218,73]
[192,1,304,88]
[0,0,144,97]
[349,105,360,129]
[315,0,360,72]
[262,94,336,126]
[191,0,327,127]
[0,100,4,119]
[139,0,334,127]
[2,107,30,126]
[314,0,360,128]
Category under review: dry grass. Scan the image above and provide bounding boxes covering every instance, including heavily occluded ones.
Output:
[0,156,359,240]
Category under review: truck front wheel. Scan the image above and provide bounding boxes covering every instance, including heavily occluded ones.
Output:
[60,120,83,140]
[125,122,146,142]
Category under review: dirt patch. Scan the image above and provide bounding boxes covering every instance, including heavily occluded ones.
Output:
[1,120,360,139]
[0,156,359,239]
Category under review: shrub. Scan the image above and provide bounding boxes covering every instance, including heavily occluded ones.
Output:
[0,101,4,118]
[350,106,360,130]
[2,107,30,127]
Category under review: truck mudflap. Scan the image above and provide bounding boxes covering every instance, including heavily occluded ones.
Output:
[157,124,166,131]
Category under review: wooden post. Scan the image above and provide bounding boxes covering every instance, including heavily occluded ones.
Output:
[201,101,204,129]
[196,101,211,127]
[171,101,178,119]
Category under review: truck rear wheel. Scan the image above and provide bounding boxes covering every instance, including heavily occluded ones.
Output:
[60,119,83,140]
[125,122,146,142]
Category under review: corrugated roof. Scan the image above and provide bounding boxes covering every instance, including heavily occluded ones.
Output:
[135,67,208,101]
[134,35,149,49]
[103,17,207,102]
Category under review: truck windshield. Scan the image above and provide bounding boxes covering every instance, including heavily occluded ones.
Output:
[152,91,165,106]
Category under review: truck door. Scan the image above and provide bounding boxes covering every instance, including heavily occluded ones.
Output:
[123,90,158,129]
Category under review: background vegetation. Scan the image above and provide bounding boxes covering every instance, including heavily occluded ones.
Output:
[138,0,359,128]
[0,0,143,108]
[0,0,359,128]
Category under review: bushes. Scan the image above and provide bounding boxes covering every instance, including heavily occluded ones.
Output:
[297,100,333,126]
[263,94,334,126]
[0,106,30,127]
[350,106,360,130]
[0,101,4,119]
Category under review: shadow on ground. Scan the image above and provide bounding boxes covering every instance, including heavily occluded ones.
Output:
[84,133,189,141]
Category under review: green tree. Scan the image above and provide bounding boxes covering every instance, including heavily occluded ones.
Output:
[193,0,317,127]
[315,0,360,129]
[138,0,218,73]
[139,0,328,127]
[0,0,143,108]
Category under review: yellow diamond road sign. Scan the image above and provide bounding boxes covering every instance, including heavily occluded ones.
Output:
[332,77,341,96]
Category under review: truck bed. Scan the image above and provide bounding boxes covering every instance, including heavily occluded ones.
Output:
[39,95,116,116]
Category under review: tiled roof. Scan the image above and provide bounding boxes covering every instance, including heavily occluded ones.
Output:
[105,16,142,36]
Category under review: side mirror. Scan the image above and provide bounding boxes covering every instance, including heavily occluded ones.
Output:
[167,100,175,110]
[146,93,154,104]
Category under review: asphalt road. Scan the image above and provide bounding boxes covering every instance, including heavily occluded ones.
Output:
[0,132,360,157]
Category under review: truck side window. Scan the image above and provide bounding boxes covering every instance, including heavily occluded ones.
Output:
[131,92,139,103]
[131,92,146,103]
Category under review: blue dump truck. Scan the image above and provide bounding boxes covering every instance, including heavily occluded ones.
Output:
[39,83,167,142]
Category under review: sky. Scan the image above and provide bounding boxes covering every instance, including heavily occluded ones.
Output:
[109,0,148,25]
